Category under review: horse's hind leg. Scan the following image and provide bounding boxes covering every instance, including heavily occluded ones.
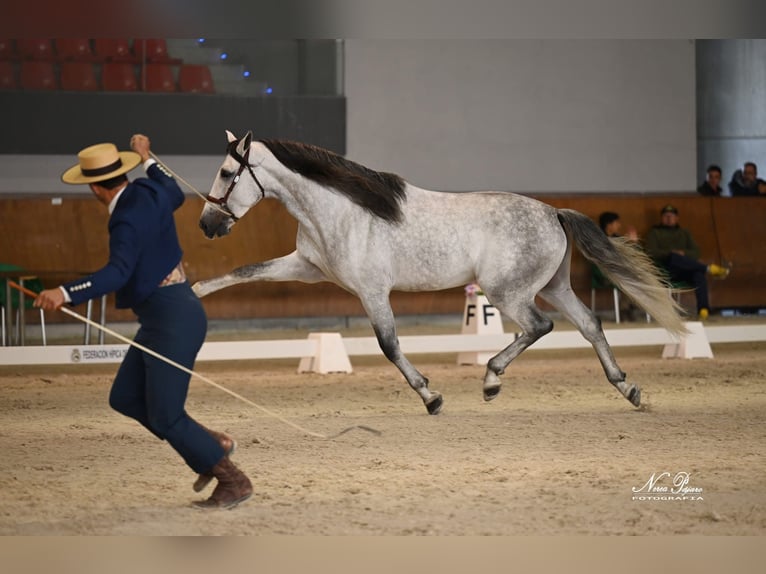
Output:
[479,298,554,401]
[538,286,640,407]
[361,296,443,415]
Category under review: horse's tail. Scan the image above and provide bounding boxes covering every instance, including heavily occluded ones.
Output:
[556,208,687,336]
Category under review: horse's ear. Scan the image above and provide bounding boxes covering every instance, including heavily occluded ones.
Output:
[225,130,237,143]
[236,130,253,158]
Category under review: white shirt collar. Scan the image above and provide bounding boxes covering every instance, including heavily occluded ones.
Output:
[108,184,129,214]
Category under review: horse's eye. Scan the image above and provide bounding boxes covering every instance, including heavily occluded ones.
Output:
[220,169,234,178]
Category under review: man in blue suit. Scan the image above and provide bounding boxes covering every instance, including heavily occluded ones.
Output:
[34,134,252,509]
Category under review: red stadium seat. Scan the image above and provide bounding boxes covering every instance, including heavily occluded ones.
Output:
[0,39,16,61]
[142,63,176,92]
[20,60,57,90]
[17,39,54,60]
[55,38,97,61]
[60,61,99,91]
[134,38,182,64]
[93,38,136,62]
[0,61,17,89]
[102,62,138,91]
[178,64,214,93]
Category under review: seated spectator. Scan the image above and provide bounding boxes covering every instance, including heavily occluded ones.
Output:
[596,211,641,320]
[644,204,730,320]
[728,162,766,196]
[697,164,724,196]
[598,211,638,241]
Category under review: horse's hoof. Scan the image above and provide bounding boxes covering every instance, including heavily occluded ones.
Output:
[425,393,443,415]
[615,380,640,408]
[483,384,502,402]
[483,370,502,401]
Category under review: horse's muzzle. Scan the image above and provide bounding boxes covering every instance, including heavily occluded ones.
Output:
[199,215,233,239]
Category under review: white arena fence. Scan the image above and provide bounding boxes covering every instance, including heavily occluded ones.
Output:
[1,323,765,371]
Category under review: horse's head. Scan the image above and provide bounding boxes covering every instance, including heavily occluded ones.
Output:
[199,130,267,238]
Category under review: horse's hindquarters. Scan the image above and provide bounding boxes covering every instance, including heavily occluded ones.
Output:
[387,191,567,293]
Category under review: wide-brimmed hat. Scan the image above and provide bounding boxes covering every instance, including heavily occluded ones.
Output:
[61,142,141,185]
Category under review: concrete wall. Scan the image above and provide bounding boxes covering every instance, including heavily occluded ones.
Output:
[696,39,766,195]
[345,39,697,193]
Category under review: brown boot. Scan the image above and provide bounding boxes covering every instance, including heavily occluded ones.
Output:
[193,457,253,509]
[193,427,237,492]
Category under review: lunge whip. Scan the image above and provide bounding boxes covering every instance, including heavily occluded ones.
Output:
[9,281,381,440]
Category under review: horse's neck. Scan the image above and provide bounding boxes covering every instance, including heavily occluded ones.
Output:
[266,164,361,228]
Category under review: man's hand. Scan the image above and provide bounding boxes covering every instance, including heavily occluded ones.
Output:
[34,288,66,311]
[130,134,151,163]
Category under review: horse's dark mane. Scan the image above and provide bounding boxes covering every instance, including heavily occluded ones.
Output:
[258,139,407,223]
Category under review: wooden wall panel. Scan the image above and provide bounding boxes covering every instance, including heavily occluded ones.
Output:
[2,193,764,325]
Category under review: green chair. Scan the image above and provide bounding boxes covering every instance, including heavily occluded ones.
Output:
[658,270,695,315]
[591,264,651,323]
[590,264,622,323]
[0,263,47,346]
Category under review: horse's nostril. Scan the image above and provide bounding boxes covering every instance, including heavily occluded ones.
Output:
[199,219,215,238]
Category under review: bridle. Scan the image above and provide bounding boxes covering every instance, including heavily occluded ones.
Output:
[205,139,266,221]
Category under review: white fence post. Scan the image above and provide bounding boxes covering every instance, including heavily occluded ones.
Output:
[662,321,714,359]
[457,292,504,365]
[297,332,353,374]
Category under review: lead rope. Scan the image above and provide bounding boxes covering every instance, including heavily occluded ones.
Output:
[148,150,233,218]
[12,294,381,441]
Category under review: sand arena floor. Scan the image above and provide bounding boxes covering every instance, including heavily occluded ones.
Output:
[0,322,764,535]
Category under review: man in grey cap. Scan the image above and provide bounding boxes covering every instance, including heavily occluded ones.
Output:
[644,204,730,320]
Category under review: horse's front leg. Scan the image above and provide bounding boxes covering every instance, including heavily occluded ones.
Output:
[361,295,443,415]
[192,252,325,297]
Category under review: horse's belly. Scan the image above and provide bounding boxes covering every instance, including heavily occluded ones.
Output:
[391,251,476,291]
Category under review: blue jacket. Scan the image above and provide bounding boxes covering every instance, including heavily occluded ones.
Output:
[64,163,184,309]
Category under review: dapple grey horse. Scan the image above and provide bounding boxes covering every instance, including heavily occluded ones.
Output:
[196,131,685,415]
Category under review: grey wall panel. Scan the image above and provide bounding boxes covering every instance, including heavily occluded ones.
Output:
[696,39,766,193]
[345,39,696,193]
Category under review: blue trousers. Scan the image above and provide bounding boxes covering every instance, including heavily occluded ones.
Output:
[664,252,710,312]
[108,282,224,474]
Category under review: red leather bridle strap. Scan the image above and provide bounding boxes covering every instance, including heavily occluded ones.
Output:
[206,139,265,221]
